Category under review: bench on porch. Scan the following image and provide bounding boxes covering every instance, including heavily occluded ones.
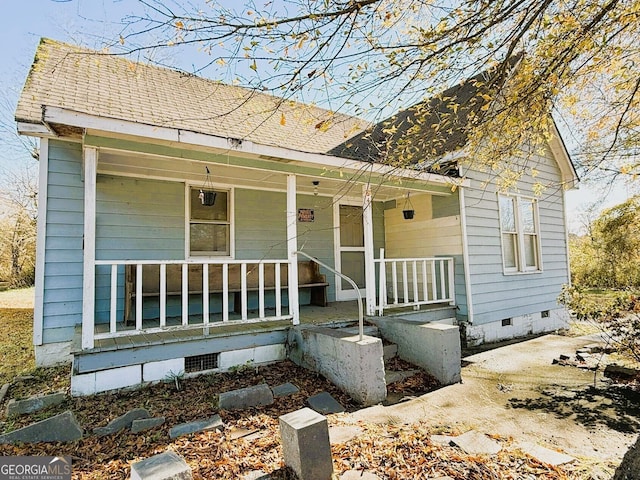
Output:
[124,261,329,323]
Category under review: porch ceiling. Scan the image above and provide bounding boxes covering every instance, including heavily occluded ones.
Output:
[97,148,453,201]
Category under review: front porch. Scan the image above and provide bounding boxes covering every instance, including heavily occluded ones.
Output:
[70,300,459,397]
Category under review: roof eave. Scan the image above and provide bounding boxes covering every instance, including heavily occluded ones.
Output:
[35,105,469,188]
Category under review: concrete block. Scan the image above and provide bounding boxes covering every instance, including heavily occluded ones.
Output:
[94,408,151,436]
[383,344,398,361]
[271,382,299,398]
[169,415,223,439]
[94,365,142,393]
[451,430,501,455]
[0,383,10,405]
[288,326,386,406]
[374,318,461,385]
[131,451,192,480]
[218,345,286,370]
[143,358,185,383]
[71,372,96,396]
[518,442,575,466]
[131,417,166,433]
[307,392,345,414]
[6,391,66,417]
[0,411,83,444]
[218,384,274,410]
[279,408,333,480]
[73,365,142,395]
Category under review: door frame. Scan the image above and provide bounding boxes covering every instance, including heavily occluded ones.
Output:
[333,197,367,301]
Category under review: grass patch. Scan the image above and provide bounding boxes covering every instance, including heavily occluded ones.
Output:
[0,308,35,383]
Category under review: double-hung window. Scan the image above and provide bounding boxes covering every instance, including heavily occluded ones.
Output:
[498,194,541,273]
[188,186,231,257]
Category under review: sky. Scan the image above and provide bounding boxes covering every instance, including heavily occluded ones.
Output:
[0,0,633,233]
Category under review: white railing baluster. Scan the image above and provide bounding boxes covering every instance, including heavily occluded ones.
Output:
[259,262,265,319]
[182,263,188,326]
[159,264,166,327]
[439,260,446,301]
[275,262,282,317]
[241,263,248,320]
[412,260,419,303]
[422,260,428,302]
[392,261,398,304]
[448,258,455,304]
[110,264,117,334]
[378,248,386,315]
[402,261,409,303]
[222,263,229,322]
[136,264,143,331]
[431,261,437,302]
[203,263,209,325]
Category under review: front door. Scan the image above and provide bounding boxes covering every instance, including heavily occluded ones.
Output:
[334,202,366,301]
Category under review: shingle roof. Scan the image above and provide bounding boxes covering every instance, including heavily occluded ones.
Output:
[329,57,522,167]
[15,38,367,155]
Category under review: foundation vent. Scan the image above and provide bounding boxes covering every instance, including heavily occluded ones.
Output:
[185,353,219,373]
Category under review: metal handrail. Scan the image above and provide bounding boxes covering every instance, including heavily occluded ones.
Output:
[295,250,364,341]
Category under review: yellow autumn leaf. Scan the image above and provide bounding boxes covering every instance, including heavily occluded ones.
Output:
[119,35,125,45]
[280,112,286,126]
[250,59,257,71]
[175,20,184,29]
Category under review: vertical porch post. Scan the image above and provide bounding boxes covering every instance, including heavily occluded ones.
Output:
[81,146,98,350]
[286,175,299,324]
[362,184,376,316]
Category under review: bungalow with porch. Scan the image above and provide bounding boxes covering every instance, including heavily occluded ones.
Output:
[15,39,577,398]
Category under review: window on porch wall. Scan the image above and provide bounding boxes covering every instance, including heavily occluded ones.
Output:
[499,194,541,273]
[189,187,230,256]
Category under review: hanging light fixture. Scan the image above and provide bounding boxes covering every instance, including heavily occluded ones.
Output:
[199,166,217,206]
[312,180,320,196]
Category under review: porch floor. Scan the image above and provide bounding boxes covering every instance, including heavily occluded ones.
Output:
[73,301,363,354]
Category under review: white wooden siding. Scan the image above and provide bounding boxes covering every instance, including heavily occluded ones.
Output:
[463,145,570,324]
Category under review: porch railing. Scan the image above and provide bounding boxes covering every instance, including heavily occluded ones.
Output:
[92,259,294,341]
[375,249,455,316]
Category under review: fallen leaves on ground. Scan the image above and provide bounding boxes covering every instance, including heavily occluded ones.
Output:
[0,360,611,479]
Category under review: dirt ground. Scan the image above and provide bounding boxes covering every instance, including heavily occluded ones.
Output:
[347,333,638,474]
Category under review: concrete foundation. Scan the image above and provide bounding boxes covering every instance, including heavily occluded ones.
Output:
[374,318,461,385]
[279,407,333,480]
[288,326,386,406]
[464,308,570,346]
[35,341,72,367]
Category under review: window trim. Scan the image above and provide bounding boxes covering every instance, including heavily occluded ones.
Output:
[498,194,542,275]
[185,184,235,259]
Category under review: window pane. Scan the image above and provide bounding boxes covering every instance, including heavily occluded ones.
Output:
[502,233,517,269]
[339,205,364,247]
[340,251,365,289]
[190,223,229,255]
[191,188,228,221]
[520,199,536,234]
[524,234,537,268]
[499,196,515,232]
